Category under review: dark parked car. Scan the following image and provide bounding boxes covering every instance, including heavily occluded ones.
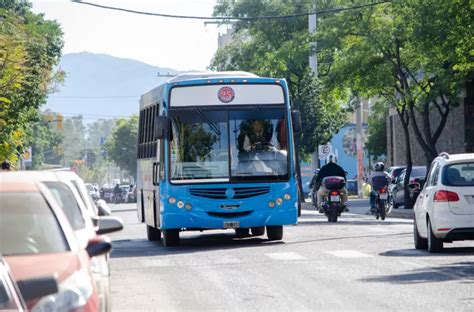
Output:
[391,166,427,208]
[346,180,358,196]
[386,166,406,183]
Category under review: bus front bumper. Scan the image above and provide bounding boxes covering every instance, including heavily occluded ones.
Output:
[161,207,297,230]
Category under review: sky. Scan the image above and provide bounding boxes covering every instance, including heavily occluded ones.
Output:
[31,0,222,71]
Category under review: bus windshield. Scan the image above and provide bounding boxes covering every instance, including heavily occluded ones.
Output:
[169,106,288,183]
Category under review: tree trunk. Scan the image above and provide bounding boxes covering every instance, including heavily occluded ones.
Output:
[397,109,414,209]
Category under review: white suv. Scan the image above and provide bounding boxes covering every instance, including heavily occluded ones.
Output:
[413,152,474,252]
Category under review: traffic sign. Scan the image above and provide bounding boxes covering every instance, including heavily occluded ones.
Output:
[318,144,332,159]
[23,147,32,163]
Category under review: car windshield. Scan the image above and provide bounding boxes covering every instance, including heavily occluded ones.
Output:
[0,192,69,255]
[169,106,288,182]
[443,162,474,186]
[44,182,85,230]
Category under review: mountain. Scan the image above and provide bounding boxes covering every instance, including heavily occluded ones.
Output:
[44,52,180,118]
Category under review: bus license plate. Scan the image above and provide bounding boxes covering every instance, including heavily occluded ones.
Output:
[223,221,240,229]
[379,193,388,200]
[330,195,340,202]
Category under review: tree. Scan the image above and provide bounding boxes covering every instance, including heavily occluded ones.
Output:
[0,0,64,164]
[211,0,347,159]
[366,101,388,159]
[316,0,473,207]
[106,116,138,178]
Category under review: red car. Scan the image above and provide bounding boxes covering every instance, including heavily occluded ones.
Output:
[0,180,112,311]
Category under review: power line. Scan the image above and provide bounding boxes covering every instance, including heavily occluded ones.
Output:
[71,1,391,21]
[48,95,139,99]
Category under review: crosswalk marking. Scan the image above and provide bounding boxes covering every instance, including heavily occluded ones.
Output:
[326,250,372,258]
[265,252,307,261]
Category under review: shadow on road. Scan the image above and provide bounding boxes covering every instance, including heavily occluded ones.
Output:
[380,247,474,257]
[297,214,410,226]
[110,233,283,258]
[360,262,474,284]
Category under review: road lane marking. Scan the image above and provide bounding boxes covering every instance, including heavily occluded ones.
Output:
[265,252,307,261]
[326,250,372,258]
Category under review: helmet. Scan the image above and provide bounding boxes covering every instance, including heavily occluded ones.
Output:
[374,162,385,172]
[1,160,10,170]
[326,154,337,163]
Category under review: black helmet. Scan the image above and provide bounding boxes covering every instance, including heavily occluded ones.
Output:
[1,160,10,171]
[374,162,385,172]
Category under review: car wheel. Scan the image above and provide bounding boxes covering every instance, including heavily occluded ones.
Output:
[250,226,265,236]
[146,225,161,241]
[266,226,283,241]
[163,229,180,247]
[427,219,443,253]
[413,216,428,250]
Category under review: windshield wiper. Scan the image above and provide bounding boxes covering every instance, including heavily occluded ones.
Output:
[194,107,221,136]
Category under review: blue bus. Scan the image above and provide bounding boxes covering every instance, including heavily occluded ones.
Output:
[137,71,302,246]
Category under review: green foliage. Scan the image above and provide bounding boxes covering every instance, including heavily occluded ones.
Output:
[106,116,138,178]
[26,112,64,169]
[0,0,64,163]
[317,0,473,164]
[366,101,388,158]
[211,0,347,158]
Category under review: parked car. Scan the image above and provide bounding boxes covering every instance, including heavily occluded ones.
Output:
[2,171,123,312]
[0,179,112,311]
[100,187,113,203]
[390,166,428,208]
[386,166,406,183]
[85,183,100,201]
[413,153,474,252]
[346,179,358,196]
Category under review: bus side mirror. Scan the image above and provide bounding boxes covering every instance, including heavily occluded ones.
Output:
[155,116,170,140]
[292,110,302,134]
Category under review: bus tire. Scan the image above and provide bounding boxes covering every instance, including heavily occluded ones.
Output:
[163,229,180,247]
[235,228,249,238]
[251,227,265,236]
[266,226,283,241]
[146,225,161,241]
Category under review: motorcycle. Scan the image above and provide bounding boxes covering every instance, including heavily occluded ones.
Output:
[373,186,389,220]
[321,176,346,222]
[112,192,123,204]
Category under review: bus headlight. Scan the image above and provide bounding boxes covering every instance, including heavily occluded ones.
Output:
[168,197,176,204]
[276,198,283,206]
[185,203,192,210]
[268,201,275,208]
[284,193,291,200]
[177,201,185,209]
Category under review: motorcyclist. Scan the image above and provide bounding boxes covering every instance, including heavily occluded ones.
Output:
[368,162,391,213]
[316,154,348,213]
[113,183,122,201]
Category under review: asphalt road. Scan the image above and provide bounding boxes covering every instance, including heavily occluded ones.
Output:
[108,201,474,312]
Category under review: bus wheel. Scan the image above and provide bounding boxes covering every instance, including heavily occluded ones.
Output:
[266,226,283,241]
[163,229,180,247]
[235,228,249,238]
[251,227,265,236]
[146,225,161,241]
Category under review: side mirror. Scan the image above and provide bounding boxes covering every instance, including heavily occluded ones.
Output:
[154,116,170,140]
[17,276,58,302]
[291,110,302,134]
[86,236,112,258]
[96,216,123,235]
[407,182,421,193]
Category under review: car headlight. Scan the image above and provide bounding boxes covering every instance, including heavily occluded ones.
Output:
[32,270,93,312]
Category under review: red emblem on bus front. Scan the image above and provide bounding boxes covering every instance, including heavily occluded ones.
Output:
[217,86,235,103]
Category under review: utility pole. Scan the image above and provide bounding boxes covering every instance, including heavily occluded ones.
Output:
[356,99,364,198]
[309,0,319,170]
